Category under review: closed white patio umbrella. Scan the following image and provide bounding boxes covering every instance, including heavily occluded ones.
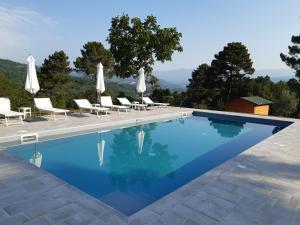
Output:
[25,55,40,116]
[136,68,146,100]
[96,63,105,104]
[25,55,40,95]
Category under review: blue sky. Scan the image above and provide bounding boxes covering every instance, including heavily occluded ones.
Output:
[0,0,299,71]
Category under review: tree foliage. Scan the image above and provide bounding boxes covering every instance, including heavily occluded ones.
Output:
[41,50,71,75]
[271,82,298,117]
[0,74,31,109]
[280,34,300,79]
[183,41,299,117]
[107,14,183,80]
[185,64,220,108]
[39,51,72,107]
[211,42,255,100]
[281,34,300,114]
[74,41,114,76]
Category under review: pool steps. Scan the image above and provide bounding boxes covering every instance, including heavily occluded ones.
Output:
[20,133,38,144]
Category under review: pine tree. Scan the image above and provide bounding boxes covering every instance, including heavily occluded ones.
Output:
[281,34,300,115]
[211,42,255,100]
[39,51,71,108]
[281,34,300,79]
[74,42,114,76]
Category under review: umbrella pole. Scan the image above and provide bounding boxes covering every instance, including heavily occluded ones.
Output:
[98,92,101,105]
[32,94,35,119]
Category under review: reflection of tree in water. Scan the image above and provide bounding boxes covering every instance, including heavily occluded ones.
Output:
[208,118,245,138]
[272,126,282,134]
[108,123,177,189]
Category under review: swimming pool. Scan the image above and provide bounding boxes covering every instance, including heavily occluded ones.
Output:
[6,112,292,215]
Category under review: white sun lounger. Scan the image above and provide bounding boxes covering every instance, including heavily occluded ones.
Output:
[117,98,147,110]
[142,97,169,108]
[0,97,23,126]
[100,96,128,112]
[34,98,69,121]
[74,99,109,118]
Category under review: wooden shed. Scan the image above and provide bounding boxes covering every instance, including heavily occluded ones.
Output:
[225,96,273,116]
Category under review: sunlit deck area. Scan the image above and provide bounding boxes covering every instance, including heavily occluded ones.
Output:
[0,107,192,144]
[0,108,299,225]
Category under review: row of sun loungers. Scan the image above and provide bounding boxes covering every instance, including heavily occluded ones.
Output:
[0,96,169,126]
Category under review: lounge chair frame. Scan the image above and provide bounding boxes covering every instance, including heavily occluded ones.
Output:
[0,98,23,126]
[34,98,69,121]
[100,96,128,113]
[74,99,109,118]
[117,98,147,111]
[142,97,169,109]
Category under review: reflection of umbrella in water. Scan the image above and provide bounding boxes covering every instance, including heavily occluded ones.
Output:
[97,139,105,167]
[136,130,145,154]
[29,152,42,168]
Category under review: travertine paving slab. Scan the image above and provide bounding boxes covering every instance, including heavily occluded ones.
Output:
[0,108,299,225]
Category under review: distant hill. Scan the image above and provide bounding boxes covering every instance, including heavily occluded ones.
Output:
[154,69,192,90]
[253,69,294,82]
[0,58,27,83]
[107,76,184,91]
[1,58,296,92]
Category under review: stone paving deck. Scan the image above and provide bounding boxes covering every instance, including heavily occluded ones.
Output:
[0,108,299,225]
[0,107,192,144]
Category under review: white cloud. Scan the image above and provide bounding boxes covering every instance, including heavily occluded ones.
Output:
[0,6,57,28]
[0,6,59,63]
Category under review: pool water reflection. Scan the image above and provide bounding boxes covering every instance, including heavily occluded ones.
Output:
[7,114,290,215]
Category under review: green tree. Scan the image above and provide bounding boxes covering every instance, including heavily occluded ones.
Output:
[271,82,298,117]
[211,42,255,100]
[185,64,220,108]
[39,51,72,107]
[248,76,274,99]
[287,78,300,96]
[280,34,300,79]
[281,34,300,114]
[151,88,174,104]
[74,41,114,76]
[0,74,31,109]
[107,14,183,81]
[41,51,71,74]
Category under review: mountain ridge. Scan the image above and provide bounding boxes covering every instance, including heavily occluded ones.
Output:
[0,58,296,92]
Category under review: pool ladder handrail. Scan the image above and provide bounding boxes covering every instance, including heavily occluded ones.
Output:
[20,133,39,144]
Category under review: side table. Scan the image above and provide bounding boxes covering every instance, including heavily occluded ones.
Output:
[18,107,31,119]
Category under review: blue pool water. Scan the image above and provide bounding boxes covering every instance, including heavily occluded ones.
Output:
[6,112,292,215]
